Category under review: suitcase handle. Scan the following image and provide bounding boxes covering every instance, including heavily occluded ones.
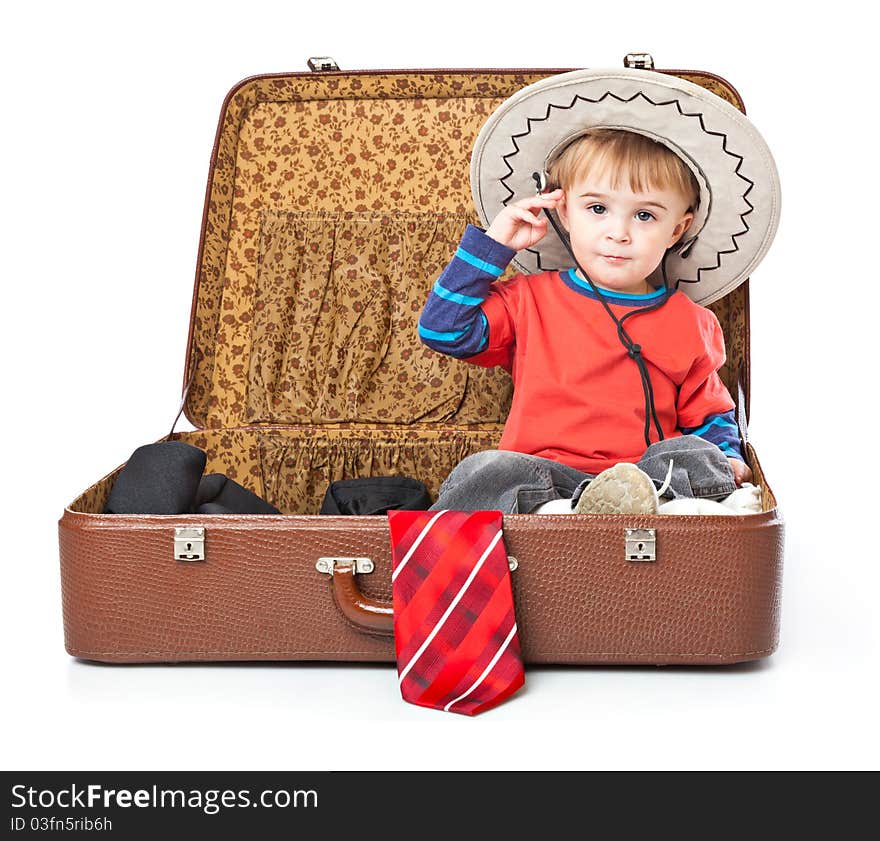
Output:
[324,560,394,636]
[321,553,518,637]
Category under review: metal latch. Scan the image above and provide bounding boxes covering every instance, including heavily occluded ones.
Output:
[625,528,656,562]
[623,53,655,70]
[174,527,205,562]
[307,57,340,72]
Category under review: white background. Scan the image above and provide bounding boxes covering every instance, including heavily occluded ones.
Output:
[3,0,876,771]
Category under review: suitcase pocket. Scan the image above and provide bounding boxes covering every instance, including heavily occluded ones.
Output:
[246,210,478,425]
[256,427,492,515]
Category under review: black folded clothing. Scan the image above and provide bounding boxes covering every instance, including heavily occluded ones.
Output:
[194,473,280,515]
[319,476,432,515]
[104,441,206,514]
[103,441,280,515]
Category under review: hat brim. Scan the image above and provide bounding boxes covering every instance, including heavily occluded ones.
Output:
[470,68,781,306]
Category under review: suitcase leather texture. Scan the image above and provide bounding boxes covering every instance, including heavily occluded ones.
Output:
[58,65,784,665]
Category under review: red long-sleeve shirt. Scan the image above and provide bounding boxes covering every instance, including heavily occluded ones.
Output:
[418,225,739,474]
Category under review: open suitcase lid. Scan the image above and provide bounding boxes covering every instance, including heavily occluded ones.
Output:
[181,60,753,439]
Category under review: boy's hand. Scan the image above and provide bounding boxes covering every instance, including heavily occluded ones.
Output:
[485,188,564,253]
[727,457,753,487]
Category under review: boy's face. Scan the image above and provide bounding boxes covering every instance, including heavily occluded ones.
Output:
[556,169,695,295]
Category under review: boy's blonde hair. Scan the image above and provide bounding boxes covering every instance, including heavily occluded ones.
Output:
[546,128,700,213]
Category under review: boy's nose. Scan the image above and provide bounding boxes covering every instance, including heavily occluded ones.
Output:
[602,215,631,241]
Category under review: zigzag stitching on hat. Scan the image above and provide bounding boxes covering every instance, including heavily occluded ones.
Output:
[496,89,755,290]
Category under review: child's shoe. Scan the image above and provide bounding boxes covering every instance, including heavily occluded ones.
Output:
[572,462,661,515]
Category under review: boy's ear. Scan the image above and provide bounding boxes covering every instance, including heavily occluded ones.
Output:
[556,190,570,232]
[669,212,695,248]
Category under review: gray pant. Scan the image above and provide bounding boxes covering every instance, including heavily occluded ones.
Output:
[428,435,738,514]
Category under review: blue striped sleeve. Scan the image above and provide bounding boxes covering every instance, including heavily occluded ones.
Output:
[681,409,744,461]
[417,224,516,358]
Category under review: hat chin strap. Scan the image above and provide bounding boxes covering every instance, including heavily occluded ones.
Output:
[532,171,674,450]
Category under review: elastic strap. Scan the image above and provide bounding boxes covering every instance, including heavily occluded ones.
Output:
[166,347,201,441]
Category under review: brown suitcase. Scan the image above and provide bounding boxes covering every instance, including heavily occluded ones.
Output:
[58,59,784,666]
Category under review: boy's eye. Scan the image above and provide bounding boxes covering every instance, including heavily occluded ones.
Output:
[586,204,654,221]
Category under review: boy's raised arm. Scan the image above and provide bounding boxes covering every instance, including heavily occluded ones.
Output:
[417,224,517,362]
[418,191,561,366]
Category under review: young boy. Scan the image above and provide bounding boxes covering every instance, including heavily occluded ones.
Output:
[418,128,754,515]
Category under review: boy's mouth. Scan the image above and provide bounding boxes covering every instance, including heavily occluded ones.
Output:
[602,255,630,262]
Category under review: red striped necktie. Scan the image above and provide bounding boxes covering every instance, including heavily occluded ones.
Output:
[387,509,525,715]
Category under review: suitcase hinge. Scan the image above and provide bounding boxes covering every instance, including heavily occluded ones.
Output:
[623,53,655,70]
[307,57,340,72]
[174,527,205,562]
[625,528,656,562]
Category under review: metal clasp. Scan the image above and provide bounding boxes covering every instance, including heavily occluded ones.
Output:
[625,528,656,562]
[623,53,655,70]
[174,527,205,562]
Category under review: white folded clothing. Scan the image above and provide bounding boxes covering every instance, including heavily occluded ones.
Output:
[531,483,762,516]
[657,483,762,516]
[530,497,575,514]
[717,482,763,514]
